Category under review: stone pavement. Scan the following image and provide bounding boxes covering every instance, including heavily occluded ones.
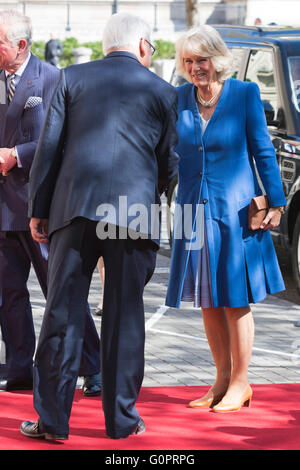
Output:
[143,251,300,386]
[27,238,300,390]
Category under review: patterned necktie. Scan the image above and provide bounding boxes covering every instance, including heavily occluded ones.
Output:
[8,74,16,104]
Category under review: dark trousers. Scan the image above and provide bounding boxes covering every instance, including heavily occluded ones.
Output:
[0,230,100,379]
[33,218,156,438]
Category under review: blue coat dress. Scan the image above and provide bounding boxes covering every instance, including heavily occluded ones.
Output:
[166,78,286,308]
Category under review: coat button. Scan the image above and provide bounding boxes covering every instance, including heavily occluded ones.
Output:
[198,146,203,152]
[203,198,208,204]
[0,179,4,184]
[199,172,202,177]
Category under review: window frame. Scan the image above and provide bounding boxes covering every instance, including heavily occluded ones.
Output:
[287,55,300,113]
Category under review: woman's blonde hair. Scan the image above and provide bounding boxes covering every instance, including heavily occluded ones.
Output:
[176,25,234,83]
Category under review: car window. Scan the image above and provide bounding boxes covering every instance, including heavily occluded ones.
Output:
[170,69,187,87]
[245,49,280,124]
[288,56,300,113]
[229,47,246,78]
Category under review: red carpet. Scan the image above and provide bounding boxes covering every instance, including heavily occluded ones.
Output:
[0,384,300,450]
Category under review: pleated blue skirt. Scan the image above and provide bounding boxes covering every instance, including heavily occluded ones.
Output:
[181,221,213,308]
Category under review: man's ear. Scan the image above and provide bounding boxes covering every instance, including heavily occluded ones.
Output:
[139,38,146,58]
[18,39,28,54]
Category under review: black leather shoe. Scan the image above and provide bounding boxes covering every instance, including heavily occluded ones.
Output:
[0,377,33,391]
[20,421,68,441]
[82,373,101,397]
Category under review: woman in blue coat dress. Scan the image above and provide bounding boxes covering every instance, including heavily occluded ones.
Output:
[166,26,286,412]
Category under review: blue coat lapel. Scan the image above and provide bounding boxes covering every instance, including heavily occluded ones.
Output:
[2,55,40,144]
[188,84,203,147]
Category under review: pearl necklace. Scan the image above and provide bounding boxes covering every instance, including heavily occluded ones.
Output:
[197,84,223,108]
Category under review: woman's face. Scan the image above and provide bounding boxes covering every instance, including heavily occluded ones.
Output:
[183,53,217,88]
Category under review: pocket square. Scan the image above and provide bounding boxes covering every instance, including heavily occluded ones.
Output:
[24,96,43,109]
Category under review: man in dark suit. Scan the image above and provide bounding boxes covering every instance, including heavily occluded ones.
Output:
[0,10,101,393]
[21,12,178,440]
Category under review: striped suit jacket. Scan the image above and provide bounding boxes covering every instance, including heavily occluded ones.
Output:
[0,54,60,231]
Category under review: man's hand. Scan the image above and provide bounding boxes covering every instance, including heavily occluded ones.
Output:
[30,218,49,243]
[0,148,17,176]
[260,207,283,231]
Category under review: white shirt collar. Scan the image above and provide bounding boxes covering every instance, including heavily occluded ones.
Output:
[5,52,31,78]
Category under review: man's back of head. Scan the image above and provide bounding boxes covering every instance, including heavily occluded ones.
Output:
[102,13,153,68]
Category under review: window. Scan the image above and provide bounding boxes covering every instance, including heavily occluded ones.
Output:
[288,56,300,113]
[229,47,246,79]
[245,49,280,124]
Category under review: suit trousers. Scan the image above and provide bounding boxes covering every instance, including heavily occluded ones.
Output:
[33,218,156,438]
[0,230,100,379]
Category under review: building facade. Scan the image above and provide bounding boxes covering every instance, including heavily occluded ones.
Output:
[0,0,298,42]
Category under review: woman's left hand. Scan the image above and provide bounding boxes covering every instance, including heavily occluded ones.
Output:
[260,207,283,231]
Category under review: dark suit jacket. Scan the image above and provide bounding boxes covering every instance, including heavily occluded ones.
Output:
[0,54,60,230]
[29,51,178,246]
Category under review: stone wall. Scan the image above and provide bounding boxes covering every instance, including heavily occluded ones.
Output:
[0,1,298,43]
[0,0,248,42]
[245,0,300,27]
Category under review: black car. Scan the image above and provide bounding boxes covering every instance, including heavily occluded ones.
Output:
[167,25,300,295]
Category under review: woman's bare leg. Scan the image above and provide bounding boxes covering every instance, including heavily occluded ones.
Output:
[201,307,232,397]
[221,306,254,402]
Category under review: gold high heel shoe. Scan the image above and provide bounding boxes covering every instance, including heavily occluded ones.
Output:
[189,391,225,409]
[212,385,253,413]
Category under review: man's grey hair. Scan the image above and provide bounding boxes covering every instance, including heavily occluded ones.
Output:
[102,13,151,55]
[0,10,32,48]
